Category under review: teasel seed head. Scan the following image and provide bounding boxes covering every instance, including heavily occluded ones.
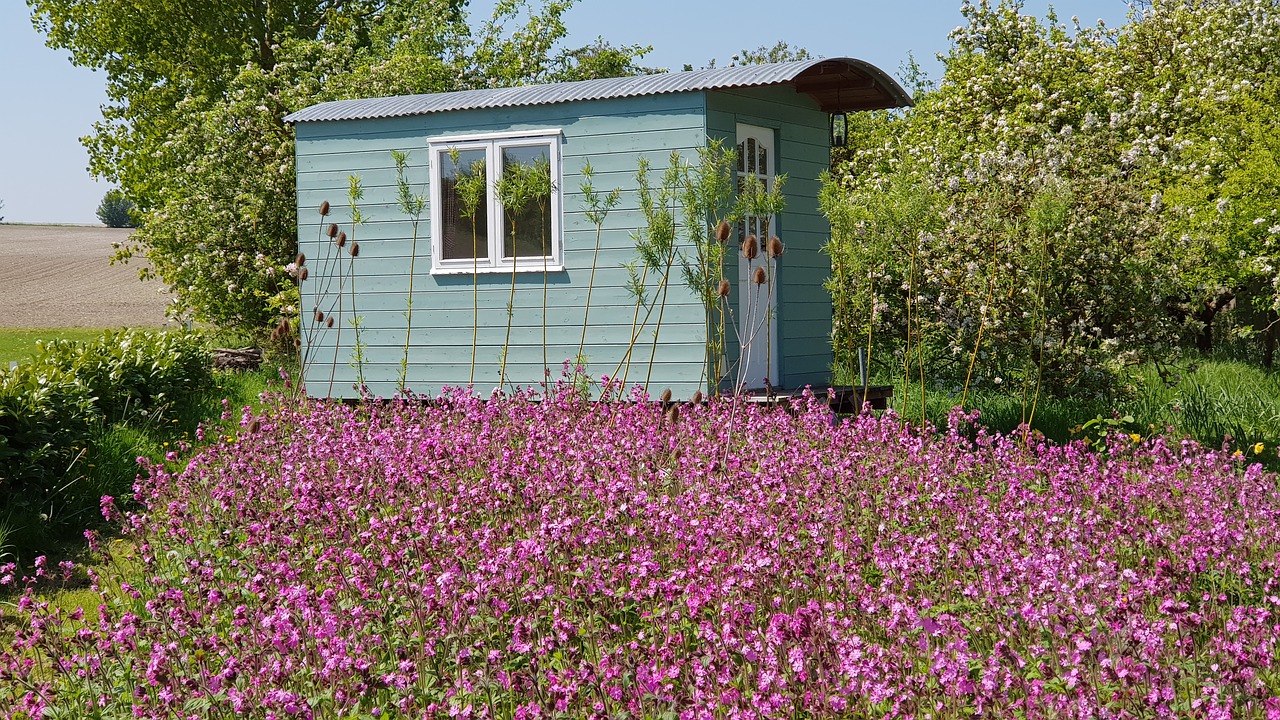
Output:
[299,267,309,281]
[336,231,347,247]
[691,389,703,405]
[753,266,767,285]
[327,223,339,239]
[742,235,759,260]
[767,236,783,258]
[666,404,680,425]
[326,316,334,328]
[319,201,330,216]
[314,309,324,323]
[294,338,302,349]
[715,220,731,243]
[717,278,730,297]
[297,253,306,267]
[248,418,261,434]
[660,388,672,405]
[350,242,360,257]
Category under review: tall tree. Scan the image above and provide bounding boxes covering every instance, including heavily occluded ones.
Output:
[30,0,649,335]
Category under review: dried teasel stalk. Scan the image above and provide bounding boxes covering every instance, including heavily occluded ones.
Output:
[336,231,347,248]
[691,390,703,405]
[326,317,334,328]
[314,309,324,323]
[742,235,759,261]
[767,236,783,258]
[299,267,309,281]
[666,404,680,425]
[660,388,672,404]
[296,253,306,266]
[715,221,731,243]
[327,223,339,239]
[319,201,330,216]
[350,242,360,258]
[753,266,767,285]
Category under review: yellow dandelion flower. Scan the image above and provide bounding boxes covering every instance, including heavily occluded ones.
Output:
[1129,433,1141,443]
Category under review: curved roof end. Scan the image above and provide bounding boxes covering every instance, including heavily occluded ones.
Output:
[789,57,914,112]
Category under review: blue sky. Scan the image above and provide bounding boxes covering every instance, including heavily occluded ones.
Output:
[0,0,1132,225]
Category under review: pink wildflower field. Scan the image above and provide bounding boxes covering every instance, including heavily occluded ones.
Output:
[3,386,1280,718]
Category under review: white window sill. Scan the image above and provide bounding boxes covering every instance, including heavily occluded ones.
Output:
[431,262,565,276]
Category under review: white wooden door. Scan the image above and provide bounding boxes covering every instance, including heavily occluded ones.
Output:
[736,123,778,391]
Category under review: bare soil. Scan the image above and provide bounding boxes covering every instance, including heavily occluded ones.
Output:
[0,224,172,328]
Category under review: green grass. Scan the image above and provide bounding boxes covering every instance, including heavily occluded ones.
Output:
[0,327,119,364]
[852,356,1280,466]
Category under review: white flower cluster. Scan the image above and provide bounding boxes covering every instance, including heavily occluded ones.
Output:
[825,0,1280,397]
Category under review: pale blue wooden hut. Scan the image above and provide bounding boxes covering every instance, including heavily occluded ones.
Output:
[286,58,911,399]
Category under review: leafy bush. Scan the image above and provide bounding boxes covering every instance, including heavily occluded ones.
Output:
[5,389,1279,716]
[0,330,211,558]
[30,330,212,421]
[0,360,97,493]
[95,189,136,228]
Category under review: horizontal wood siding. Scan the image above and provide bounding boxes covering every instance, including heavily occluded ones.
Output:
[706,86,833,392]
[295,94,712,399]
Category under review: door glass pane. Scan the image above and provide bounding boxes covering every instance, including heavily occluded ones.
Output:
[746,138,757,174]
[439,149,488,260]
[498,145,553,259]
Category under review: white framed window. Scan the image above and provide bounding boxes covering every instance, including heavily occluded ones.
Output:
[429,129,562,274]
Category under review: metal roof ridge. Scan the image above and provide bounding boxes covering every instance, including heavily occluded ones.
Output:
[285,58,910,124]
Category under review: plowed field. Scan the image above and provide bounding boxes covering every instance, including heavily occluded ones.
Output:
[0,224,171,328]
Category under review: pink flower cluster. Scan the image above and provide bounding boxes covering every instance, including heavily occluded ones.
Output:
[3,387,1280,718]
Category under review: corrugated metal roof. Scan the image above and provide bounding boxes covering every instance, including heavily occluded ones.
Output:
[285,57,912,124]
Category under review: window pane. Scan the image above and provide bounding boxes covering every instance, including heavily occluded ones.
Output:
[440,149,488,261]
[498,145,553,260]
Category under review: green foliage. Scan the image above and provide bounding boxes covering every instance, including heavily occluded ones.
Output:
[854,355,1280,469]
[0,330,214,561]
[675,142,737,390]
[95,189,136,228]
[689,41,812,71]
[33,0,650,338]
[494,150,553,388]
[609,141,787,395]
[825,0,1280,411]
[393,150,428,393]
[0,355,97,493]
[576,160,622,369]
[30,330,212,421]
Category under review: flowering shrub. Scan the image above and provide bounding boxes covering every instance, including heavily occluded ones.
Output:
[826,0,1280,400]
[3,388,1280,717]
